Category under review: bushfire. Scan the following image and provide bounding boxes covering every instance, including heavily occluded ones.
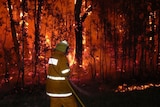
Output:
[115,83,160,93]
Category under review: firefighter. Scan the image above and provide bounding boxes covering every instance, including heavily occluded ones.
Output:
[46,40,78,107]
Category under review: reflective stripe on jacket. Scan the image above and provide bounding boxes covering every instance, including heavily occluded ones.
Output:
[46,92,72,97]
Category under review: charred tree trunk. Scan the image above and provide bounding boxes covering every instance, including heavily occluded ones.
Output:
[3,25,9,83]
[113,8,118,73]
[7,0,22,86]
[33,0,43,78]
[157,10,160,72]
[20,0,28,88]
[132,27,137,78]
[139,36,145,79]
[74,0,92,65]
[74,0,83,65]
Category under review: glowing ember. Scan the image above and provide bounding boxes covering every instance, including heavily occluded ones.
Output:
[9,76,13,80]
[115,83,160,93]
[28,72,33,76]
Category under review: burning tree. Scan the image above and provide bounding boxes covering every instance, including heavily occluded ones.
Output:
[74,0,92,65]
[7,0,24,86]
[1,0,160,87]
[7,0,30,87]
[33,0,43,81]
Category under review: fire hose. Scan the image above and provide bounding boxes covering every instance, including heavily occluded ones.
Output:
[66,79,85,107]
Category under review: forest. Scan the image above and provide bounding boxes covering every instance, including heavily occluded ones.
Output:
[0,0,160,89]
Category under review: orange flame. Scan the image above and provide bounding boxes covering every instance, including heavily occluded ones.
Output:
[67,49,76,67]
[115,83,160,93]
[45,34,51,48]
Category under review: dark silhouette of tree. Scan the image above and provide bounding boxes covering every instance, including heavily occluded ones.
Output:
[74,0,83,65]
[20,0,28,88]
[2,27,10,83]
[33,0,43,79]
[7,0,23,87]
[74,0,92,65]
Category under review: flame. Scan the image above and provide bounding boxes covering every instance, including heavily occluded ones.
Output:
[45,34,51,48]
[80,32,91,70]
[74,0,76,4]
[67,49,76,67]
[82,47,90,70]
[28,72,33,76]
[20,12,23,18]
[9,77,13,80]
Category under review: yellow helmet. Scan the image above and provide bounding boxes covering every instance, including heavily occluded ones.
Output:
[55,40,69,53]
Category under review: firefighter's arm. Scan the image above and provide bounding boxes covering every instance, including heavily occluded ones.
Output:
[59,56,70,77]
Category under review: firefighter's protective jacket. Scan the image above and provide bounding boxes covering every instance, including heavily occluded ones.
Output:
[46,41,72,97]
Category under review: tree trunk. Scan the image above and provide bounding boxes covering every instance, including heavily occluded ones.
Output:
[7,0,22,86]
[113,8,118,73]
[33,0,43,79]
[3,25,9,83]
[20,0,28,88]
[157,10,160,72]
[74,0,83,65]
[74,0,92,66]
